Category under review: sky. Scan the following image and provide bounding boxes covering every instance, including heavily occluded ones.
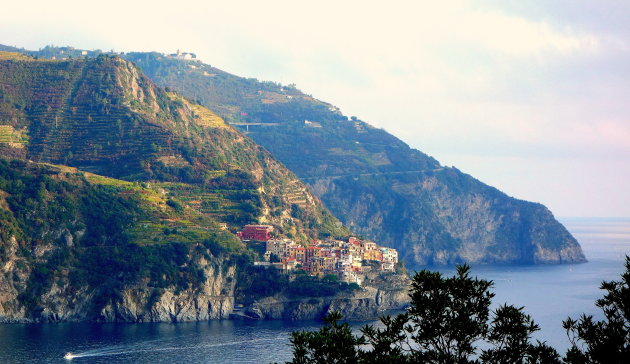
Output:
[1,0,629,217]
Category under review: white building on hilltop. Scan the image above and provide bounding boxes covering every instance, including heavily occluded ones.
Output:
[168,49,197,61]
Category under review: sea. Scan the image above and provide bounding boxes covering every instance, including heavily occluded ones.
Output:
[0,218,628,363]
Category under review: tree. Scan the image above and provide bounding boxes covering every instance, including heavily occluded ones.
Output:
[404,265,494,362]
[288,265,560,364]
[290,311,365,364]
[481,304,561,364]
[563,256,630,364]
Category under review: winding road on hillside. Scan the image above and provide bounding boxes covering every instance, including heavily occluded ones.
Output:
[299,168,446,181]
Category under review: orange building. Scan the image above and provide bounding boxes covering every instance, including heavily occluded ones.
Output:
[363,249,383,262]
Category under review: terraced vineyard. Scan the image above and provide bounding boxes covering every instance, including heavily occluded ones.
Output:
[0,125,28,146]
[116,50,586,265]
[0,52,349,243]
[153,182,257,226]
[0,57,177,175]
[283,180,311,208]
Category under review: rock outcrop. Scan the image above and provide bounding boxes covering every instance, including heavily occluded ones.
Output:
[114,50,587,266]
[0,231,239,323]
[0,236,29,322]
[240,272,410,321]
[97,264,237,323]
[1,228,410,323]
[311,169,586,266]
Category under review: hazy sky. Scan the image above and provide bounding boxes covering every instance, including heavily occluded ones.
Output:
[2,0,629,217]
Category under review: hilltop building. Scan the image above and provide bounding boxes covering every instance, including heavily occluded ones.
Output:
[168,49,197,61]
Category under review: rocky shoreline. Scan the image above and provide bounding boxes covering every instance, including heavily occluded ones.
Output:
[235,272,411,321]
[1,238,411,323]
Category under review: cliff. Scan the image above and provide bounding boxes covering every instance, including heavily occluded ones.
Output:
[0,51,348,242]
[0,53,403,323]
[239,271,410,321]
[1,238,238,323]
[115,51,585,265]
[311,168,585,265]
[0,159,408,323]
[0,159,238,323]
[2,46,587,265]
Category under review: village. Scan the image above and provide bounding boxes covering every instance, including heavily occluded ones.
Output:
[236,225,399,285]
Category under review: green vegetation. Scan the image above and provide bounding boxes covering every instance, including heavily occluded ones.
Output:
[114,50,582,265]
[0,51,349,243]
[0,125,28,145]
[290,259,630,363]
[0,159,140,250]
[286,274,360,298]
[235,264,288,303]
[290,311,366,364]
[235,265,360,305]
[289,265,558,363]
[0,158,249,315]
[1,45,584,265]
[563,256,630,363]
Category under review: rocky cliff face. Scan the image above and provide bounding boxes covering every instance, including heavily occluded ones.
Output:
[2,47,587,267]
[311,169,586,266]
[96,262,237,323]
[0,159,405,324]
[0,230,238,323]
[241,272,410,321]
[1,228,410,323]
[0,236,27,322]
[110,51,586,266]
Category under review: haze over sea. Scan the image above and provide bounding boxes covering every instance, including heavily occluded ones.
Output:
[0,218,628,363]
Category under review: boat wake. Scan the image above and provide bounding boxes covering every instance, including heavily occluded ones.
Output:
[63,336,284,360]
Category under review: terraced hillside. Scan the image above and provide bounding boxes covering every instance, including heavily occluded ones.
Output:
[0,52,348,242]
[0,51,420,323]
[0,158,407,323]
[0,46,586,266]
[0,158,248,322]
[117,51,586,265]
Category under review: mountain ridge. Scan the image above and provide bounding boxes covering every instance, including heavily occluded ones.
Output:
[0,51,410,323]
[0,52,347,241]
[118,49,585,265]
[0,45,586,266]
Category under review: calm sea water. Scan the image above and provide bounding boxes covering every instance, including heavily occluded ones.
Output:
[0,218,628,363]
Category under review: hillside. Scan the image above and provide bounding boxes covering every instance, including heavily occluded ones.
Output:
[0,159,406,322]
[118,51,586,265]
[0,46,586,265]
[0,158,245,322]
[0,52,409,322]
[0,52,347,242]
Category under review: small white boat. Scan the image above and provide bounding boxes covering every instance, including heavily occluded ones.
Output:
[64,352,76,360]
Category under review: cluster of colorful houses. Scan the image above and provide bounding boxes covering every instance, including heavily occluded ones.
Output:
[237,225,398,285]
